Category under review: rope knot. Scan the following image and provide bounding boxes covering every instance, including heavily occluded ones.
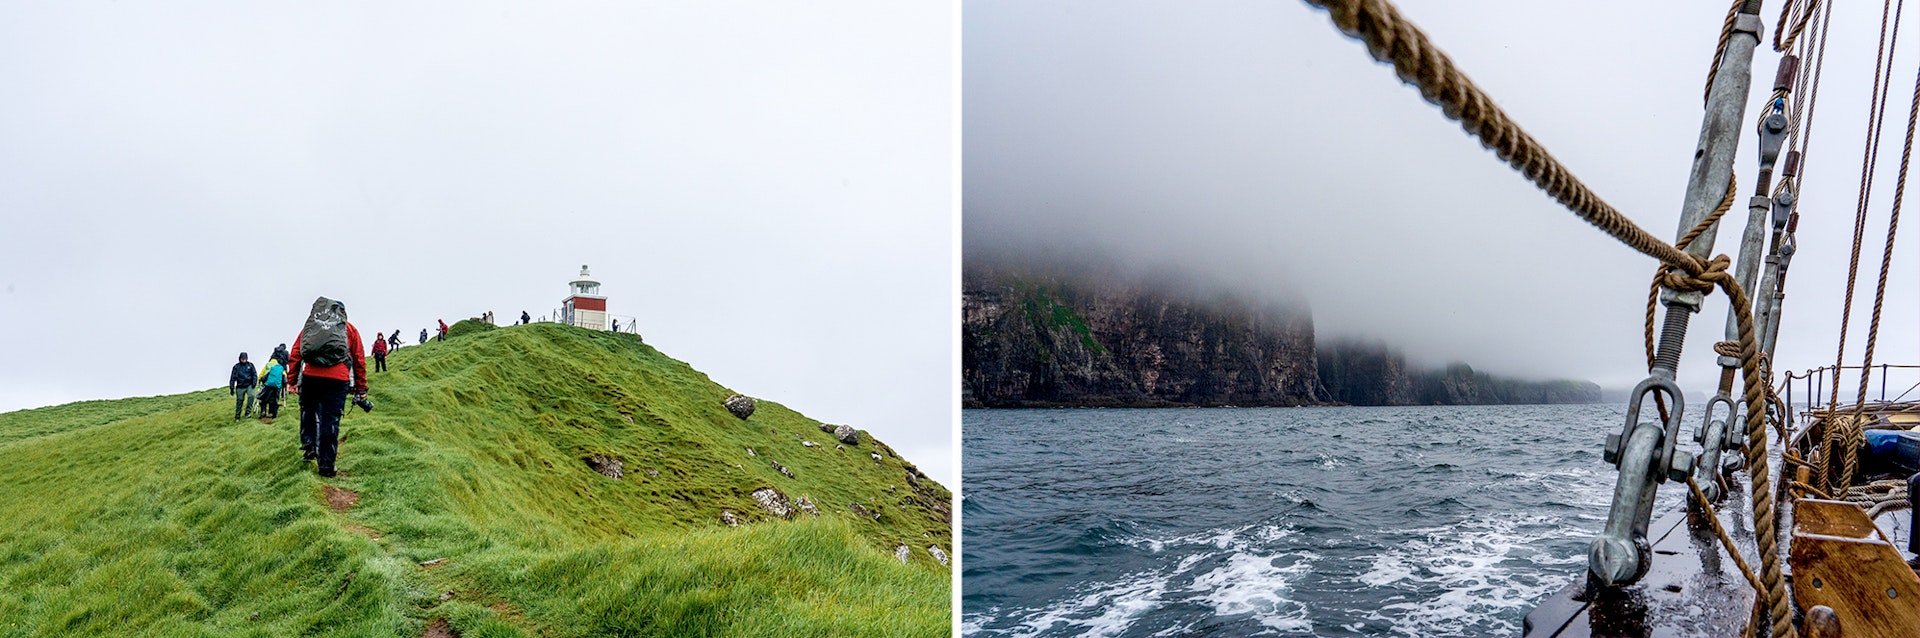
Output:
[1658,254,1732,293]
[1714,341,1745,358]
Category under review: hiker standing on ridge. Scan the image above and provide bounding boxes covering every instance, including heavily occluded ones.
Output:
[388,330,400,351]
[419,328,429,344]
[520,310,530,325]
[258,358,286,420]
[289,297,369,478]
[229,353,257,421]
[437,319,448,341]
[372,332,389,373]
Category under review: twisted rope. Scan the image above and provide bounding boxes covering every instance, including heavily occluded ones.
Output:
[1775,0,1819,53]
[1714,341,1746,358]
[1844,44,1920,491]
[1690,475,1767,599]
[1820,413,1867,490]
[1301,0,1707,277]
[1829,0,1905,413]
[1645,178,1736,423]
[1845,478,1910,506]
[1697,261,1793,638]
[1299,2,1789,633]
[1706,0,1747,105]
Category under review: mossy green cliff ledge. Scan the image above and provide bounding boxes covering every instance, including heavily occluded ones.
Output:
[963,266,1599,407]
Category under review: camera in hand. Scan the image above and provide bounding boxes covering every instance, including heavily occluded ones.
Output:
[352,395,374,413]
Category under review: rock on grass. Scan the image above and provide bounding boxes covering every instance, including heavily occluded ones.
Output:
[751,487,793,518]
[723,395,755,419]
[583,454,622,479]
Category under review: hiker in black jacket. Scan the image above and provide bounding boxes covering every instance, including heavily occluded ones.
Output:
[270,343,289,367]
[230,353,258,421]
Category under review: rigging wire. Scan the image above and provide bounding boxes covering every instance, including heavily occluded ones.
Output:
[1828,0,1905,413]
[1825,0,1906,491]
[1780,0,1835,198]
[1775,0,1819,53]
[1847,44,1920,486]
[1296,1,1791,634]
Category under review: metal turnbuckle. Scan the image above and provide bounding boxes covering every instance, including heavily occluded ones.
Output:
[1593,375,1694,587]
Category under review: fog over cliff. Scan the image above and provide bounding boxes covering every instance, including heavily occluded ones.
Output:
[966,0,1920,396]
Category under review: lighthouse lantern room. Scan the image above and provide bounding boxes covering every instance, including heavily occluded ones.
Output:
[561,265,607,330]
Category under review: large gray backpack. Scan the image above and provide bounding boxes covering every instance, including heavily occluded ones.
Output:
[300,297,351,367]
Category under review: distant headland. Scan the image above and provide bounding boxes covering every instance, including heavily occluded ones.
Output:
[962,263,1601,408]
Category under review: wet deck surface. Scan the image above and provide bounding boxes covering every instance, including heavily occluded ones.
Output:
[1525,490,1915,638]
[1524,497,1759,638]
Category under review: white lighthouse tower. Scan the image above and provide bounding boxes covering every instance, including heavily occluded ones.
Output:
[561,265,607,330]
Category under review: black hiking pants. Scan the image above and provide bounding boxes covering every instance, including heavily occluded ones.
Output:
[373,352,387,372]
[299,377,349,474]
[259,385,282,418]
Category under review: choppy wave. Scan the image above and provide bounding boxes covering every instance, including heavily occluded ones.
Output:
[969,523,1316,636]
[1355,513,1588,636]
[965,404,1640,637]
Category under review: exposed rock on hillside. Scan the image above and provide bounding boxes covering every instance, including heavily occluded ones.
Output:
[583,454,623,480]
[723,395,755,419]
[751,487,793,518]
[964,265,1599,407]
[963,266,1321,407]
[1318,340,1601,405]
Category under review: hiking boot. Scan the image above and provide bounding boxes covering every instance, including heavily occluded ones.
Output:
[303,449,317,461]
[318,469,336,478]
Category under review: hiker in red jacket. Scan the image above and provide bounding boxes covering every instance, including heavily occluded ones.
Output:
[371,332,389,373]
[289,298,369,478]
[437,319,449,341]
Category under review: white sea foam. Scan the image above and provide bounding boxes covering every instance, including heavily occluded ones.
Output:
[960,612,991,636]
[971,523,1316,636]
[1356,513,1583,636]
[1186,549,1316,632]
[985,568,1176,638]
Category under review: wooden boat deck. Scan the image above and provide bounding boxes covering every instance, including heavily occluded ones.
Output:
[1524,487,1915,637]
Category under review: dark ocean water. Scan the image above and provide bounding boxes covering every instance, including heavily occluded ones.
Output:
[961,405,1685,637]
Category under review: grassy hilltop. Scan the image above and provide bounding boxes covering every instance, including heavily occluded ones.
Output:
[0,321,951,637]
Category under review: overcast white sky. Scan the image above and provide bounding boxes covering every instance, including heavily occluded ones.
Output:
[966,0,1920,400]
[0,2,956,484]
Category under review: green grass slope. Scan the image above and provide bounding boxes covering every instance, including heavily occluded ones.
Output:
[0,322,951,637]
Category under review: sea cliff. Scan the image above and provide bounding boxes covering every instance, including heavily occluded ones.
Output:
[963,266,1601,407]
